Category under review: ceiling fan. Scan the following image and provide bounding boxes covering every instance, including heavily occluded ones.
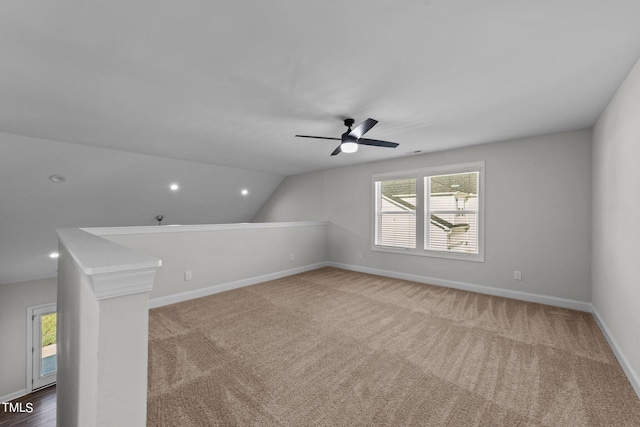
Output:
[296,118,399,156]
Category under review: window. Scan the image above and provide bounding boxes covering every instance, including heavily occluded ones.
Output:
[373,162,484,262]
[426,172,479,254]
[374,178,416,249]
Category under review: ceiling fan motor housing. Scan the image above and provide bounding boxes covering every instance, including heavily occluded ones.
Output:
[340,119,359,153]
[341,133,358,144]
[342,118,357,146]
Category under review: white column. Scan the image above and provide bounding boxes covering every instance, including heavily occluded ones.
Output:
[56,228,161,427]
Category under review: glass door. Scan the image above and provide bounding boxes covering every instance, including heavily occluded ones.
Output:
[31,304,57,390]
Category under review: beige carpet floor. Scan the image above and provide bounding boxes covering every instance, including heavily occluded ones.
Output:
[147,267,640,426]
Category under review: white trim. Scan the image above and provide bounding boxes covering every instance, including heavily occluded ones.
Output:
[57,227,160,300]
[327,262,592,312]
[591,307,640,399]
[57,228,161,276]
[149,262,329,309]
[372,161,483,179]
[91,268,157,300]
[371,162,484,263]
[84,221,329,236]
[1,389,27,403]
[26,302,57,393]
[371,245,485,262]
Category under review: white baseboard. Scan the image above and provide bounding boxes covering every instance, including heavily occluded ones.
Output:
[327,262,592,312]
[149,262,328,309]
[1,389,26,403]
[591,307,640,399]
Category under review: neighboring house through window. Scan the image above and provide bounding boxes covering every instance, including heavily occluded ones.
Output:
[373,161,484,262]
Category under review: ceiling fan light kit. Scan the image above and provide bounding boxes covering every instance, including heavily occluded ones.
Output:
[296,118,399,156]
[340,141,358,153]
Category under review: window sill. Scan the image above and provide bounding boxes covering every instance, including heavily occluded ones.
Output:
[372,245,484,263]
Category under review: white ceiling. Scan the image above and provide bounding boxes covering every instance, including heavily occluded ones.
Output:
[0,133,285,284]
[2,0,640,176]
[2,0,640,285]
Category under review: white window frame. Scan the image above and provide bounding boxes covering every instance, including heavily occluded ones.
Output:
[373,173,418,250]
[372,161,485,262]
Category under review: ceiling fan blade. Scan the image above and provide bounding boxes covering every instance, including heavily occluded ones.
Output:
[330,145,342,156]
[295,135,341,140]
[357,138,399,148]
[348,118,378,139]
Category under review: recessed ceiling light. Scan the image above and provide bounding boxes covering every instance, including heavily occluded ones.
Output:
[169,183,179,191]
[49,174,66,183]
[241,188,249,196]
[49,252,59,259]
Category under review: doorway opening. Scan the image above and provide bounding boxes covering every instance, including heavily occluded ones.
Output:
[27,303,57,392]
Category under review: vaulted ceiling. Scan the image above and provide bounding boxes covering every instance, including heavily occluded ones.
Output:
[2,0,640,285]
[2,0,640,176]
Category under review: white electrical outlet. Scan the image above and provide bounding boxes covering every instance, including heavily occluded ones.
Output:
[184,271,192,281]
[357,252,363,259]
[290,254,295,261]
[514,271,522,281]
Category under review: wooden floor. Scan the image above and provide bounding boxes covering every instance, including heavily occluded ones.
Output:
[0,386,56,427]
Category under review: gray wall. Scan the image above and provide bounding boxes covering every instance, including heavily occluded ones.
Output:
[592,58,640,386]
[102,223,328,302]
[0,277,57,400]
[254,129,593,302]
